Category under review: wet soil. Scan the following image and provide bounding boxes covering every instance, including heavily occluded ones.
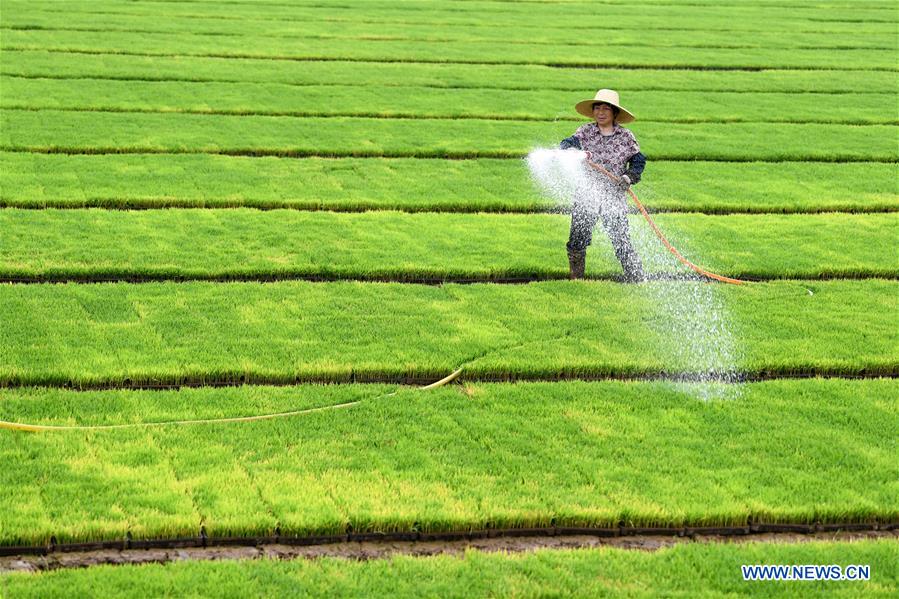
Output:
[3,530,895,573]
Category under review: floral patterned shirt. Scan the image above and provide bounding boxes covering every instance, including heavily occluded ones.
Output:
[573,123,640,177]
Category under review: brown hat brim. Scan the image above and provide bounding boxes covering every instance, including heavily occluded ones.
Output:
[575,99,635,124]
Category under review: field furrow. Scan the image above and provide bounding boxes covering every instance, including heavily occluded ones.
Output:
[5,51,897,93]
[4,541,897,596]
[4,78,896,125]
[2,111,896,162]
[1,210,896,282]
[0,280,895,387]
[0,379,896,545]
[3,154,894,213]
[3,30,897,70]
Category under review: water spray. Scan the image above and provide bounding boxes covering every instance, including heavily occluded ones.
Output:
[526,148,745,397]
[584,159,746,286]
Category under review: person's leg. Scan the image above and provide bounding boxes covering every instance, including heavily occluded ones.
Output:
[599,208,645,282]
[566,201,599,279]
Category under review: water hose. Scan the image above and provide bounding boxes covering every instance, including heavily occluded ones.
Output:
[0,401,361,433]
[0,368,465,433]
[417,367,464,390]
[586,160,746,286]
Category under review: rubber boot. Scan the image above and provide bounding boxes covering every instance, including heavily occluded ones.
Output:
[567,249,586,280]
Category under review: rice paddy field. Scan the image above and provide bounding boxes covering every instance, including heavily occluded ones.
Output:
[1,0,897,595]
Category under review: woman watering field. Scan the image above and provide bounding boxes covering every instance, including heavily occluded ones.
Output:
[560,89,646,282]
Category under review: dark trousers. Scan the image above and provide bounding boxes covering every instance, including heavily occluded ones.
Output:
[566,201,645,281]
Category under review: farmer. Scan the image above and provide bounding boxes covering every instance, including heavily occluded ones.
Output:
[559,89,646,282]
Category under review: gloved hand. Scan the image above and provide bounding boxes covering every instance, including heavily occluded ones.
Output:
[559,135,581,150]
[618,174,632,189]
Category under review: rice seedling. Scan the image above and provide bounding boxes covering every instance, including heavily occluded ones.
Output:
[5,0,895,34]
[5,50,896,94]
[0,280,895,387]
[2,110,896,161]
[0,380,895,544]
[0,209,895,281]
[2,153,894,213]
[3,9,896,51]
[4,77,895,125]
[0,0,895,585]
[3,29,896,69]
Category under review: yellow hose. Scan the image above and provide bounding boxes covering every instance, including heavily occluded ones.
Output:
[418,367,464,390]
[0,368,464,433]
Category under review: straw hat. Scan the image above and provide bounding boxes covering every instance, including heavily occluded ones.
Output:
[575,89,635,124]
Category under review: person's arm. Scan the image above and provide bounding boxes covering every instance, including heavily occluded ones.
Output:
[559,135,582,150]
[622,152,646,185]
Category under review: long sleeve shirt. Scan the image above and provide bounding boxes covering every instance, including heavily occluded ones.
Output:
[560,123,646,184]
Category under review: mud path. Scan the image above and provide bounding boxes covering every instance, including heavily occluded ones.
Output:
[3,530,895,573]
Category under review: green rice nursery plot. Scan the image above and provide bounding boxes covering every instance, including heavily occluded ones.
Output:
[0,280,895,387]
[4,5,897,49]
[1,0,897,591]
[5,77,897,124]
[3,110,896,160]
[4,28,897,70]
[4,0,897,38]
[5,51,898,93]
[0,210,895,281]
[2,153,895,212]
[0,379,895,544]
[5,11,897,50]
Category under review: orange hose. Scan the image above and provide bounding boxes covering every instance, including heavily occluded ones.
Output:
[586,160,745,285]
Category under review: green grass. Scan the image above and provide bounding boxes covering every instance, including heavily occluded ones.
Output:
[5,51,897,93]
[2,153,894,213]
[3,111,896,161]
[4,29,896,69]
[4,78,896,125]
[0,379,895,544]
[3,541,898,598]
[0,280,895,387]
[0,209,895,281]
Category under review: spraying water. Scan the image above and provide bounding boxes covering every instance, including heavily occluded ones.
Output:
[526,148,595,205]
[634,223,743,399]
[527,148,742,400]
